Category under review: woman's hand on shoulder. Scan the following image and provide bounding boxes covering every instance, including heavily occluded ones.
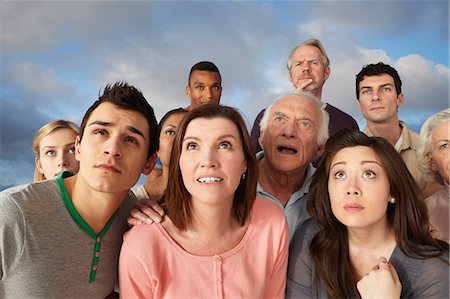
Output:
[356,256,402,299]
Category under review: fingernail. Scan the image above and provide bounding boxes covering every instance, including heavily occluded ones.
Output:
[146,219,153,224]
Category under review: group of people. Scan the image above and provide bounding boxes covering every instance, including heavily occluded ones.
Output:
[0,38,448,298]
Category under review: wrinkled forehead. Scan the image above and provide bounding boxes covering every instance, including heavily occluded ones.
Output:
[272,95,321,119]
[292,45,323,60]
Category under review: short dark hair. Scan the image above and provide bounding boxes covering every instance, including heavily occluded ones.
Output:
[188,61,222,84]
[166,104,258,231]
[307,128,448,298]
[355,62,402,100]
[79,81,158,158]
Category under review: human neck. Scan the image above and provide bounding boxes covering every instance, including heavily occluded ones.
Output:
[348,224,397,279]
[188,198,238,238]
[348,224,396,251]
[64,174,127,234]
[367,118,402,146]
[258,158,307,206]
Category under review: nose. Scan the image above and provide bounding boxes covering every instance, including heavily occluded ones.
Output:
[203,87,212,99]
[301,61,311,72]
[281,119,297,138]
[345,177,361,196]
[372,90,380,101]
[200,148,218,168]
[57,154,68,167]
[103,137,122,158]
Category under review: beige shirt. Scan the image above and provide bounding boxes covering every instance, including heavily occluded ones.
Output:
[364,121,426,190]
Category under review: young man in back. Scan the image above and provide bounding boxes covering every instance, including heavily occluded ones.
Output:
[0,82,158,298]
[355,62,432,195]
[184,61,222,110]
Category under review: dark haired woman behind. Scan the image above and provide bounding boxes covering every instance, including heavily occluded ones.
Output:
[286,129,449,298]
[120,104,288,298]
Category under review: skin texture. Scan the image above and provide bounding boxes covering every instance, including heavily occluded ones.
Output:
[185,70,222,109]
[74,102,154,195]
[158,113,186,167]
[289,45,330,99]
[358,74,403,126]
[179,117,247,207]
[36,128,79,179]
[328,146,390,230]
[260,95,323,175]
[430,121,450,184]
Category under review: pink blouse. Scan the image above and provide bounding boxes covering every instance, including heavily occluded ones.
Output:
[119,196,289,299]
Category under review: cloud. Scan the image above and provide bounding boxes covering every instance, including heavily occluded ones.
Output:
[0,1,448,190]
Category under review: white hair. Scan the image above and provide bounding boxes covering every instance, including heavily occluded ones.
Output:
[259,90,329,146]
[417,108,450,184]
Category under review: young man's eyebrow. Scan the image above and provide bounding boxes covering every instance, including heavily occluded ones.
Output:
[129,126,146,140]
[88,121,146,140]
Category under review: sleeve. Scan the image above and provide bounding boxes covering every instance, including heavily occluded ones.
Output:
[263,210,289,299]
[250,109,265,154]
[412,253,449,298]
[118,227,155,299]
[285,219,316,299]
[0,193,26,281]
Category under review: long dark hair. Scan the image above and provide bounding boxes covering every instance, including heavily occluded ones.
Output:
[307,129,448,298]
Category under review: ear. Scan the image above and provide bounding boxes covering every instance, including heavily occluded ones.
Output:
[74,135,82,162]
[323,66,331,82]
[358,99,363,112]
[258,129,265,150]
[288,70,293,83]
[185,84,191,98]
[396,93,404,108]
[35,156,45,175]
[315,143,326,159]
[142,153,157,175]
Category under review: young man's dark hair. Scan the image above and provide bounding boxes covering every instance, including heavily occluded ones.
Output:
[79,81,158,158]
[188,61,222,83]
[355,62,402,100]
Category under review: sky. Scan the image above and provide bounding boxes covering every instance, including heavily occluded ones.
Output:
[0,0,449,191]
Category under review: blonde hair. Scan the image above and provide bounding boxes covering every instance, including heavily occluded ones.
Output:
[417,108,450,184]
[32,120,80,181]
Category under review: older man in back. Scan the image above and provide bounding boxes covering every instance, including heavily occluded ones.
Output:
[251,38,357,154]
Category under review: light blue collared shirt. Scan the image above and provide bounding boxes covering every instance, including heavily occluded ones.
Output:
[256,151,316,242]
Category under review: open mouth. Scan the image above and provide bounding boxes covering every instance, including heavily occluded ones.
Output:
[197,177,223,183]
[277,146,298,154]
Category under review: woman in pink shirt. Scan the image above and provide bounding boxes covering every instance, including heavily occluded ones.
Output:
[119,104,289,299]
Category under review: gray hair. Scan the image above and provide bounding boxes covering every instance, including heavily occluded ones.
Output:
[287,38,330,70]
[417,108,450,184]
[259,90,329,146]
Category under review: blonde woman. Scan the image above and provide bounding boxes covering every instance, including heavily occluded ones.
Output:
[418,108,450,243]
[32,120,80,181]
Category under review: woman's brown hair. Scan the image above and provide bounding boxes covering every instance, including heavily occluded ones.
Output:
[307,129,448,298]
[165,104,258,231]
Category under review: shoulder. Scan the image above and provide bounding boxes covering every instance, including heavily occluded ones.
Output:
[252,196,286,222]
[400,121,420,146]
[290,219,319,255]
[393,248,449,298]
[0,181,58,214]
[250,197,288,239]
[325,103,355,119]
[132,185,148,200]
[325,103,359,129]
